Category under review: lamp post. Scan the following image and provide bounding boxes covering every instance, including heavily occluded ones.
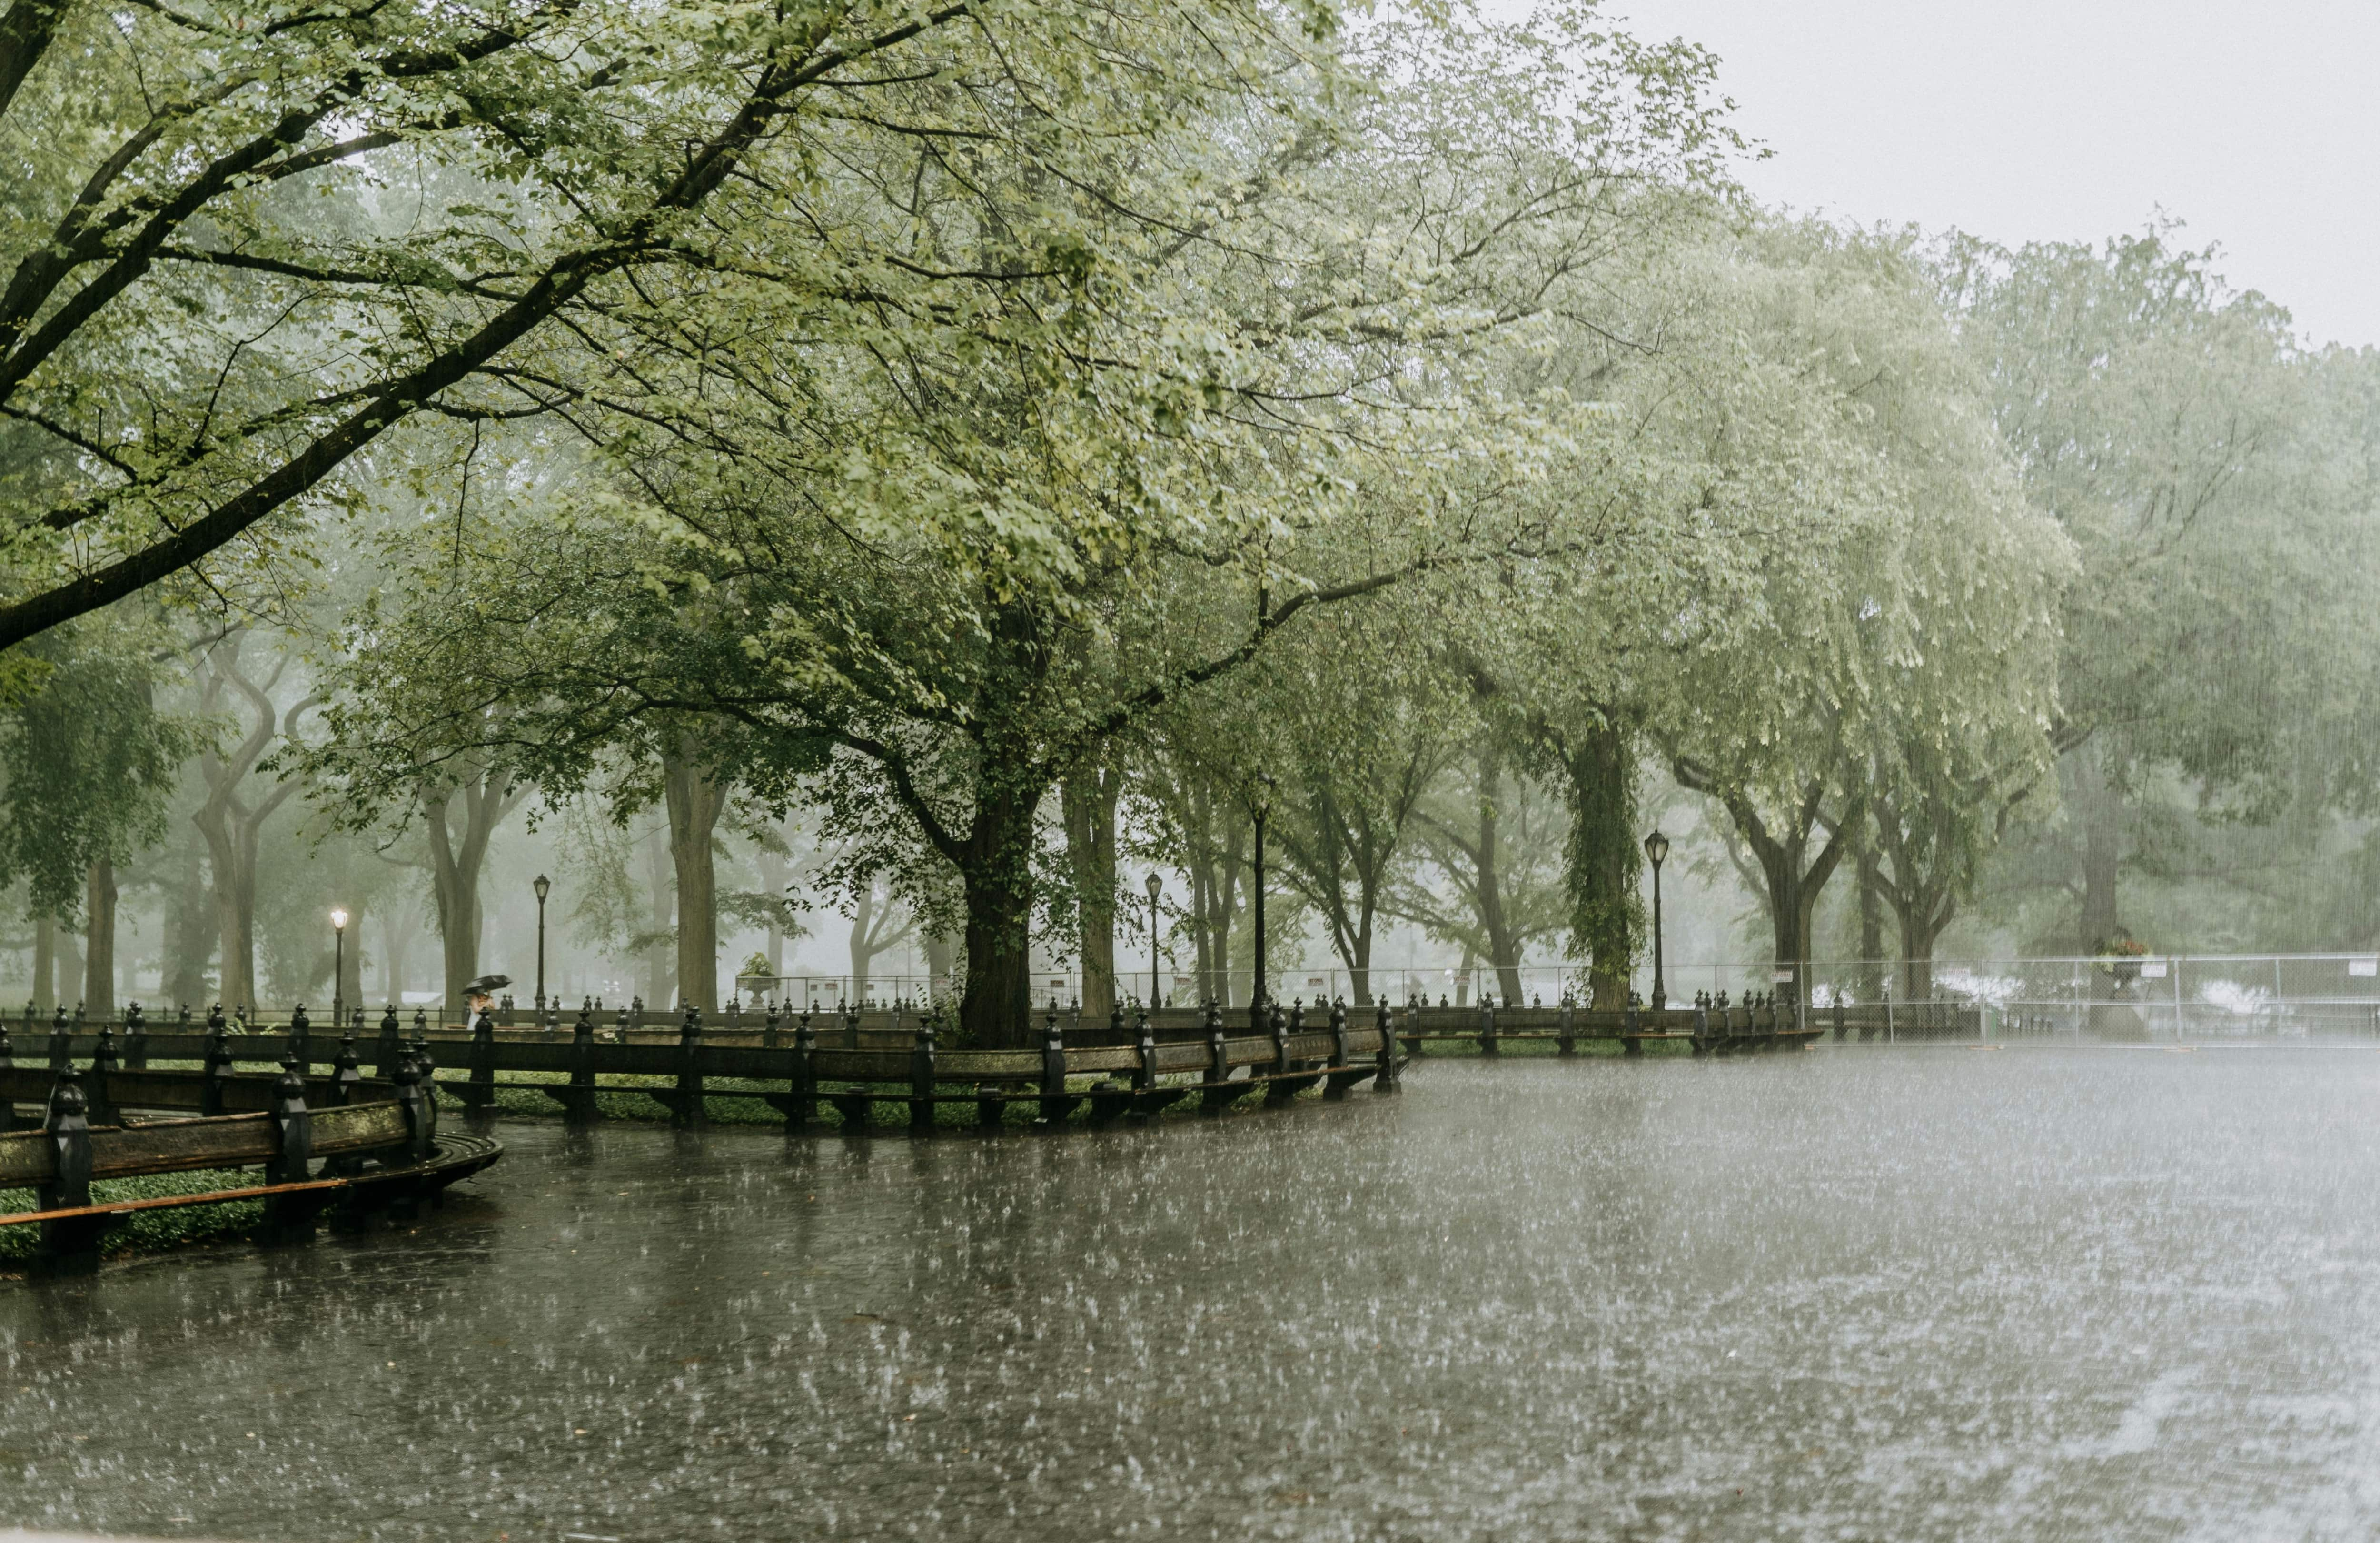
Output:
[533,874,552,1011]
[330,907,349,1027]
[1643,829,1670,1011]
[1250,775,1276,1014]
[1144,871,1163,1010]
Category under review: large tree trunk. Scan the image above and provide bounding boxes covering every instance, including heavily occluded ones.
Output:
[31,913,54,1013]
[83,858,116,1017]
[955,775,1046,1051]
[1559,717,1639,1010]
[2074,747,2123,952]
[1061,759,1121,1017]
[662,741,729,1012]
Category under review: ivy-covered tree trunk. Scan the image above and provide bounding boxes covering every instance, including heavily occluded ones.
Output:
[1559,716,1640,1010]
[83,858,115,1018]
[1061,757,1121,1018]
[662,740,728,1012]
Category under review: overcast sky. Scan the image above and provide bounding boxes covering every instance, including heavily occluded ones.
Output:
[1587,0,2380,348]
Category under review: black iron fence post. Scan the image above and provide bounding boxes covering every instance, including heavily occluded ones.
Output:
[34,1071,99,1277]
[87,1014,119,1127]
[790,1008,818,1129]
[1038,1010,1074,1125]
[201,1005,232,1116]
[674,1003,706,1129]
[124,1001,148,1070]
[1202,999,1230,1115]
[908,1013,937,1134]
[1133,1007,1159,1115]
[466,1005,497,1112]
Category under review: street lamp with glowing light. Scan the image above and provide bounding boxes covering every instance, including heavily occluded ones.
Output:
[330,907,350,1026]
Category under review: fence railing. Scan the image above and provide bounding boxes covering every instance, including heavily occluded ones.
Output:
[931,954,2380,1042]
[26,951,2380,1040]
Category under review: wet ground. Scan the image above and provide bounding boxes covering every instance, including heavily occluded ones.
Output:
[7,1046,2380,1541]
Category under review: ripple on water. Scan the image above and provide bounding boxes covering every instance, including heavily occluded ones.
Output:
[8,1049,2380,1541]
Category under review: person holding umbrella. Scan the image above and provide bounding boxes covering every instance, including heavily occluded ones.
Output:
[461,974,511,1031]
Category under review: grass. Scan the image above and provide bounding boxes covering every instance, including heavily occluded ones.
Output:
[0,1169,264,1264]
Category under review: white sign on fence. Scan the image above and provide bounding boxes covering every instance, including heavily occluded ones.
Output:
[2140,961,2168,979]
[2352,959,2379,977]
[1772,968,1795,984]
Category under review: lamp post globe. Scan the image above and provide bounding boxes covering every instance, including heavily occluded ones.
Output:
[1642,830,1669,1011]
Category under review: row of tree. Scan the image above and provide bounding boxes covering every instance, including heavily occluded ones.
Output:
[0,0,2374,1039]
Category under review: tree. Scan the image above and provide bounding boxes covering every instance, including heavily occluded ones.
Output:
[1394,740,1570,1006]
[1261,607,1454,1005]
[187,630,315,1009]
[1132,733,1251,1008]
[420,750,522,1012]
[0,0,1150,654]
[1649,221,2069,1001]
[303,6,1742,1046]
[0,618,193,1010]
[1941,228,2320,951]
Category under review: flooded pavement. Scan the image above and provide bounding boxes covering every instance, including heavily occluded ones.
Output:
[8,1047,2380,1541]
